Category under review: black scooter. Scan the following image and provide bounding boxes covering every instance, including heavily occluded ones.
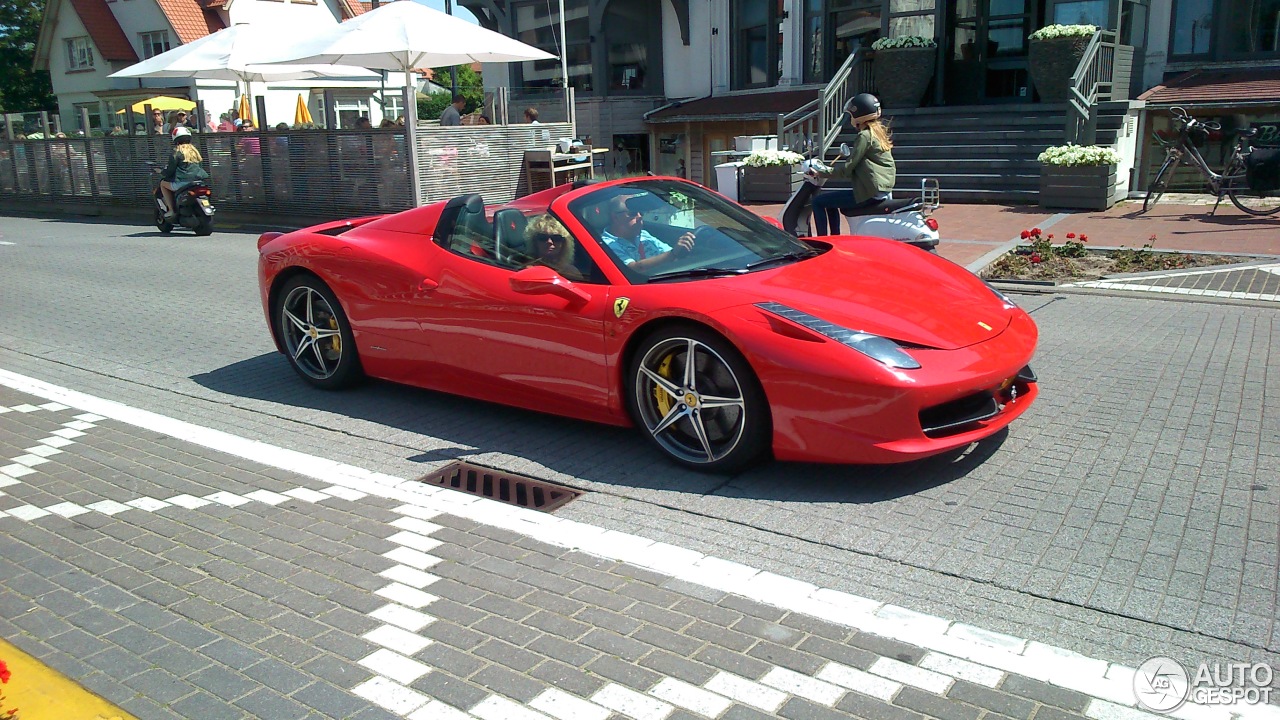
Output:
[148,162,215,236]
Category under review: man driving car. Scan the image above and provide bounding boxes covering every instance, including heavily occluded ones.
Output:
[600,194,695,272]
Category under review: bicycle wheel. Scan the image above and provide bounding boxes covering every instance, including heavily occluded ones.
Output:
[1225,157,1280,216]
[1143,155,1178,213]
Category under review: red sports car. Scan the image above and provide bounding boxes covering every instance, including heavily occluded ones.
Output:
[257,177,1038,472]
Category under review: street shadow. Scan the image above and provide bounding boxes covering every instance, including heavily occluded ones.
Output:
[192,353,1009,501]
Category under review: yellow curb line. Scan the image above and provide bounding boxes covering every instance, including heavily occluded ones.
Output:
[0,637,137,720]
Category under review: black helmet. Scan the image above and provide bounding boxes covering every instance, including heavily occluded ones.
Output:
[844,93,882,126]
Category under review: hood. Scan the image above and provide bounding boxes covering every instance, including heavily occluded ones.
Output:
[721,239,1014,350]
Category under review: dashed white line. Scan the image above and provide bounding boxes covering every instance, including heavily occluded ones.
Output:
[817,662,902,701]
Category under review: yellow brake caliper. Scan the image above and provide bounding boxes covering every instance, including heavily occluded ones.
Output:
[654,353,676,416]
[329,317,341,354]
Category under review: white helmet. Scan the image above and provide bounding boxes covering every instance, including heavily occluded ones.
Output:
[171,125,192,142]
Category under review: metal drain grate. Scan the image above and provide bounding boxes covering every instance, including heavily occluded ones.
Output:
[417,461,581,512]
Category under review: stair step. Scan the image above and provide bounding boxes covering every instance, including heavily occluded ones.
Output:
[887,115,1066,129]
[893,144,1047,158]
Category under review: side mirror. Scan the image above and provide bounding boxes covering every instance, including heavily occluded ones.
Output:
[509,265,590,304]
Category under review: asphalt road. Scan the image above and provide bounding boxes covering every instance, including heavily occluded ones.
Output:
[1,214,1276,677]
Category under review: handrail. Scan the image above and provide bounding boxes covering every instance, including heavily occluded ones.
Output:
[777,49,869,159]
[1064,29,1117,145]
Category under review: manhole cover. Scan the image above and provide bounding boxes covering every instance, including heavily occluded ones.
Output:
[416,461,581,512]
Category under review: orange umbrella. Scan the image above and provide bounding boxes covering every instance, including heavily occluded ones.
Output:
[293,94,313,125]
[237,94,254,125]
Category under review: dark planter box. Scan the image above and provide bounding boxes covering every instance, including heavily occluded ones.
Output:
[1039,164,1118,211]
[872,47,936,108]
[741,165,801,203]
[1028,35,1091,102]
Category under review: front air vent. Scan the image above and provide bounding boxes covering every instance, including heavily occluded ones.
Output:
[416,461,581,512]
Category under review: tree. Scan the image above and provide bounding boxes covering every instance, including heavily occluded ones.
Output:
[416,64,484,121]
[0,0,56,112]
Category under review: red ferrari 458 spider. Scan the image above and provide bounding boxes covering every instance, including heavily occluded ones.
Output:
[257,177,1038,472]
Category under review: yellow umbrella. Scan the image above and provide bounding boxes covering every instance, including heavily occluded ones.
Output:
[115,95,196,113]
[293,94,313,125]
[238,94,254,125]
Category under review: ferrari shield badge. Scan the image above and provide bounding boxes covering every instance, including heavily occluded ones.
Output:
[613,297,630,318]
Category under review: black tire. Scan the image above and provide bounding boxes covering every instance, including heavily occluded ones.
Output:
[273,275,362,389]
[194,216,214,236]
[155,209,174,233]
[1225,156,1280,216]
[626,325,770,472]
[1143,156,1177,213]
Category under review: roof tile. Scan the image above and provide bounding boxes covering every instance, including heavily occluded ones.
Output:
[68,0,138,62]
[647,89,819,123]
[153,0,225,44]
[1139,68,1280,105]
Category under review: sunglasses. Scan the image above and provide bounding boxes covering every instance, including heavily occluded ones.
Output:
[613,208,642,218]
[534,233,567,244]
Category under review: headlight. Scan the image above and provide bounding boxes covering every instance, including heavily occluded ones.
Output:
[756,302,921,370]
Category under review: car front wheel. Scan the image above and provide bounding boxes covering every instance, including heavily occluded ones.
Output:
[628,326,769,472]
[275,275,361,389]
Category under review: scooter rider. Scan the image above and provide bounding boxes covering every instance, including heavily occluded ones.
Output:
[807,93,896,236]
[159,127,209,220]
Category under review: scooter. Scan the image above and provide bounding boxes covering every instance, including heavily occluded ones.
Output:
[780,144,940,250]
[148,162,215,236]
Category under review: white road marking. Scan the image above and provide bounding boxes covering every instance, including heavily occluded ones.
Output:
[817,662,902,701]
[284,487,331,502]
[0,367,1255,720]
[703,671,787,712]
[529,688,611,720]
[46,502,89,518]
[369,604,436,632]
[590,684,673,720]
[357,649,431,685]
[649,678,732,717]
[869,656,954,694]
[352,676,430,715]
[920,652,1005,688]
[378,565,440,589]
[382,546,444,570]
[166,494,212,509]
[126,497,170,512]
[362,625,433,655]
[471,695,554,720]
[760,667,846,706]
[387,530,444,553]
[86,499,132,515]
[407,699,474,720]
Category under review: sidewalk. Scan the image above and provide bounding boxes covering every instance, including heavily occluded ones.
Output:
[743,199,1280,270]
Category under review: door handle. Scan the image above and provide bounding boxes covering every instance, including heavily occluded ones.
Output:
[418,278,439,292]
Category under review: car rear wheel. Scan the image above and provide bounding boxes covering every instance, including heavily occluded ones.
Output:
[628,326,769,472]
[275,275,362,389]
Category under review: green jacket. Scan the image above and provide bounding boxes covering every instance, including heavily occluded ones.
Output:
[162,150,209,185]
[819,127,896,204]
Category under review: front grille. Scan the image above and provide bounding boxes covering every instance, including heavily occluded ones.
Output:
[416,461,581,512]
[919,391,1000,438]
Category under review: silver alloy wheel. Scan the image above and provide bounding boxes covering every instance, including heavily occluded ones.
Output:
[280,285,345,380]
[634,337,748,464]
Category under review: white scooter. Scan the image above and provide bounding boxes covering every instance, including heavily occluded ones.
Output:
[780,143,941,251]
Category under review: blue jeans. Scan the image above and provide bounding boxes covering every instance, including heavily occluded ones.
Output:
[811,190,888,235]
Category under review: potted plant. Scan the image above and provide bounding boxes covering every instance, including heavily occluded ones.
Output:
[1037,143,1122,210]
[870,36,938,108]
[1028,24,1096,102]
[740,149,805,203]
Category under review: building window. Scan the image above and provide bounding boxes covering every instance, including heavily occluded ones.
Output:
[66,36,94,70]
[604,0,661,93]
[1222,0,1280,55]
[888,0,934,39]
[1171,0,1214,56]
[732,0,784,89]
[140,30,171,59]
[334,96,371,128]
[513,0,592,92]
[381,94,403,122]
[1053,0,1108,26]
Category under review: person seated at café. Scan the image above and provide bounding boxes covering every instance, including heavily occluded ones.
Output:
[524,215,583,280]
[600,194,695,272]
[523,107,540,124]
[440,95,466,126]
[354,116,373,130]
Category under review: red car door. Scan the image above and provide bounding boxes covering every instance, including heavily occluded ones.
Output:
[415,247,613,421]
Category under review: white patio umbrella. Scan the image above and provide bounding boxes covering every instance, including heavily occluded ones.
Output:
[108,24,378,85]
[253,1,555,93]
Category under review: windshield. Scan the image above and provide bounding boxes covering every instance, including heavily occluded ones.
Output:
[567,179,818,283]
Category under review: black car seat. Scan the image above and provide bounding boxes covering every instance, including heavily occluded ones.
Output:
[433,193,485,248]
[840,197,913,218]
[492,208,529,267]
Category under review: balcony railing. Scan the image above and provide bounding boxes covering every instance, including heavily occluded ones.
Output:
[777,49,875,159]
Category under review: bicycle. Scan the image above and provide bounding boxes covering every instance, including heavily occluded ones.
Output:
[1143,106,1280,216]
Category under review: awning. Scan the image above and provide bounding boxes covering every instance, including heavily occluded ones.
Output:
[646,89,820,124]
[1138,68,1280,108]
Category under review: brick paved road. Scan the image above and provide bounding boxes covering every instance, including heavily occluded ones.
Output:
[0,386,1177,720]
[1,215,1278,716]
